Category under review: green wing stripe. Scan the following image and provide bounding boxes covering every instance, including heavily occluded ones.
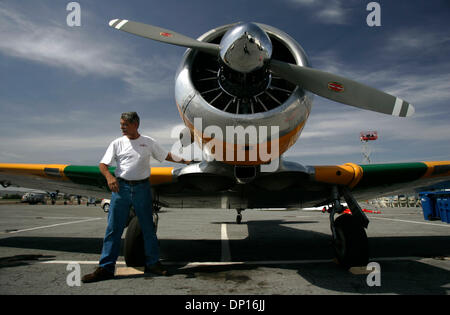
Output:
[356,162,428,188]
[64,165,115,188]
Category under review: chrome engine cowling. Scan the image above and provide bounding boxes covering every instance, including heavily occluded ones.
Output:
[175,22,313,165]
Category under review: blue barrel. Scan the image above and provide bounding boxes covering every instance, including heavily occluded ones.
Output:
[420,193,437,220]
[436,196,450,223]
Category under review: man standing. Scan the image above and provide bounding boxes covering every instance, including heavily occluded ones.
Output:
[82,112,190,283]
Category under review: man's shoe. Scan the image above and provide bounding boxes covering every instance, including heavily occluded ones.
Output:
[144,261,169,276]
[81,267,115,283]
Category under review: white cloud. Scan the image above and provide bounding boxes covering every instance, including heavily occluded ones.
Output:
[287,0,350,24]
[303,108,450,142]
[0,118,187,164]
[0,6,125,76]
[386,28,450,52]
[0,5,176,101]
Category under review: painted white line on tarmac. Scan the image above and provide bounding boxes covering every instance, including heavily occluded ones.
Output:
[369,216,450,227]
[5,217,102,234]
[42,260,125,265]
[221,223,231,262]
[40,259,333,266]
[4,216,100,220]
[40,256,448,267]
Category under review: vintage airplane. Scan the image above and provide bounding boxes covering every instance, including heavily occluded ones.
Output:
[1,20,449,268]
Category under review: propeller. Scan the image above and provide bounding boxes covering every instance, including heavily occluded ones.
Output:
[270,59,415,117]
[108,19,220,55]
[109,19,414,117]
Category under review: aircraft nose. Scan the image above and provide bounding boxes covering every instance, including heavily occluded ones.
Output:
[219,22,272,73]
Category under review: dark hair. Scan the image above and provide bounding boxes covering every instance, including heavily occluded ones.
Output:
[121,112,140,126]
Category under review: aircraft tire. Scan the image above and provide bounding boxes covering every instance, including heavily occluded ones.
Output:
[124,216,146,267]
[333,214,369,269]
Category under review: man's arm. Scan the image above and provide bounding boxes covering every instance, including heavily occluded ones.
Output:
[165,152,191,165]
[99,163,119,192]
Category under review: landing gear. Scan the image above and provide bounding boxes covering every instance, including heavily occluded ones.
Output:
[236,208,244,224]
[328,186,369,268]
[333,214,369,268]
[124,215,145,267]
[124,205,161,267]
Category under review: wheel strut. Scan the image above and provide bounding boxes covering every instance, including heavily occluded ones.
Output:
[328,186,370,268]
[236,208,244,224]
[328,186,345,240]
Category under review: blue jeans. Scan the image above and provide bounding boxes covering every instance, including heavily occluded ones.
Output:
[99,180,159,273]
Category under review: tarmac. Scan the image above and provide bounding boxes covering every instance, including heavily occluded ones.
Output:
[0,202,449,295]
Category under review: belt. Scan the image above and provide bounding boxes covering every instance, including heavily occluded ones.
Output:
[117,177,149,185]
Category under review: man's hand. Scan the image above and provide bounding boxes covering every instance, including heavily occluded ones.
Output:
[107,176,119,193]
[99,163,119,192]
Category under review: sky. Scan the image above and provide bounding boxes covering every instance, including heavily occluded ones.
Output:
[0,0,449,167]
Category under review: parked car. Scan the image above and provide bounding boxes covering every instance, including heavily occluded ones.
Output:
[86,197,97,206]
[22,192,46,205]
[101,199,110,212]
[21,193,30,203]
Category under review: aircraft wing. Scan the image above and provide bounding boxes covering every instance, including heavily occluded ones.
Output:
[0,161,449,207]
[0,163,173,199]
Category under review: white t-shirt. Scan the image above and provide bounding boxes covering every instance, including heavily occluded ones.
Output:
[100,135,168,180]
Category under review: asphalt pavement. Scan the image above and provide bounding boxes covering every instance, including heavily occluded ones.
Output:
[0,202,449,295]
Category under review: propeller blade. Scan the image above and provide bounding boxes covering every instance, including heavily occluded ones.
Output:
[270,59,415,117]
[108,19,220,55]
